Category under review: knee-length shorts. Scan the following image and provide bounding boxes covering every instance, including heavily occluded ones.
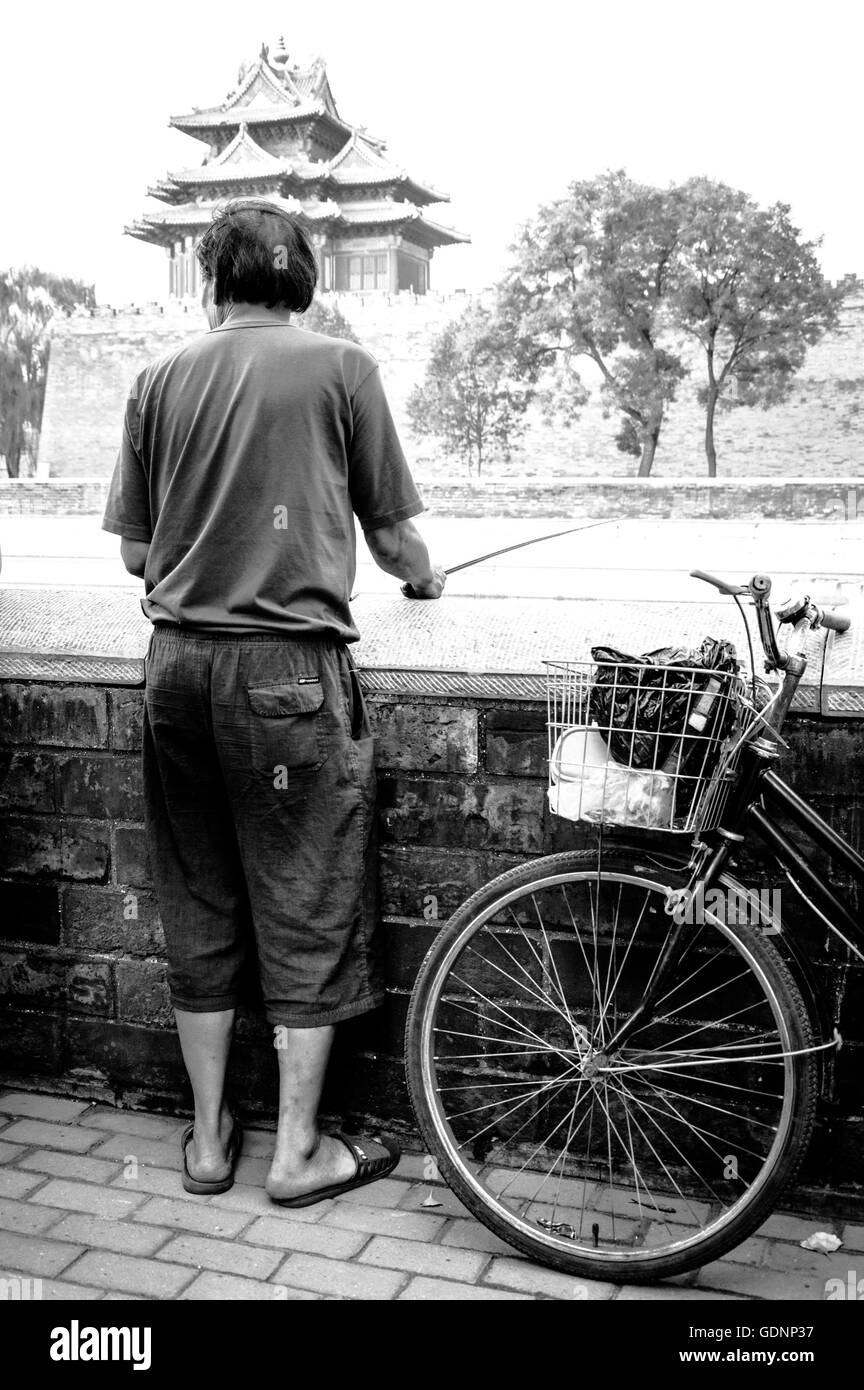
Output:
[142,626,382,1027]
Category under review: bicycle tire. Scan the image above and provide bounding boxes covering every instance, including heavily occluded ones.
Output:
[405,848,818,1283]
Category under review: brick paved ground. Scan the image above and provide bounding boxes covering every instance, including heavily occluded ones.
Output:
[0,1090,858,1302]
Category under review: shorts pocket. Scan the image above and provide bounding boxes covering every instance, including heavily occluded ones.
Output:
[338,651,371,742]
[247,683,325,717]
[246,680,327,771]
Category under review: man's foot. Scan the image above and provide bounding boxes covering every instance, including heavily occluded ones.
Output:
[265,1132,356,1202]
[265,1132,400,1207]
[182,1107,239,1190]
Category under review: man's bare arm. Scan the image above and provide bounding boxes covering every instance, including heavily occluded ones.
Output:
[120,537,150,579]
[363,519,445,599]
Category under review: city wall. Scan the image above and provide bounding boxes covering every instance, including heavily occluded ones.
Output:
[2,476,862,522]
[35,293,864,484]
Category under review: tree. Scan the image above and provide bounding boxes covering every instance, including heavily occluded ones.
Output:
[0,268,94,477]
[407,301,534,475]
[297,296,360,343]
[498,171,687,475]
[670,180,844,475]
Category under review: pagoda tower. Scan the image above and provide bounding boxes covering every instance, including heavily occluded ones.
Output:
[126,39,468,299]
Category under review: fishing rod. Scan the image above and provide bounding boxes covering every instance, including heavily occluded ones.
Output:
[349,518,616,602]
[441,518,615,576]
[396,518,617,598]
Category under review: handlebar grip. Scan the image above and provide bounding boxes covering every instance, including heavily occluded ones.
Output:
[690,568,743,596]
[820,608,851,634]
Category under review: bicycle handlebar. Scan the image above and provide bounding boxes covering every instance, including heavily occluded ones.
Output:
[820,608,851,634]
[689,568,852,672]
[689,569,749,597]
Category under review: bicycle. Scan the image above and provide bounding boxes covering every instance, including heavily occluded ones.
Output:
[405,570,861,1281]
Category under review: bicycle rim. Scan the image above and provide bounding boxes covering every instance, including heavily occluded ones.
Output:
[409,856,816,1278]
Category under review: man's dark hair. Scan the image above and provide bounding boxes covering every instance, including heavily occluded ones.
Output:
[196,199,318,310]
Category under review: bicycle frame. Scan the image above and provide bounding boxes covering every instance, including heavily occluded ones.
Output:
[748,767,864,952]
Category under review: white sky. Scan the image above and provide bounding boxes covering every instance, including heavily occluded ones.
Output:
[1,0,861,303]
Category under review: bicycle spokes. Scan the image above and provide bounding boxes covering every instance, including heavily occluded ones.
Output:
[423,871,801,1261]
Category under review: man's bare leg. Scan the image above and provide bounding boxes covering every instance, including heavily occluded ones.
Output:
[265,1024,357,1199]
[175,1007,236,1181]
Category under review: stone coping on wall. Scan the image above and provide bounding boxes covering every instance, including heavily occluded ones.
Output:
[0,585,860,714]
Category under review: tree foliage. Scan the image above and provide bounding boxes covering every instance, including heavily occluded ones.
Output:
[470,173,842,475]
[407,301,533,475]
[297,296,360,343]
[498,171,687,475]
[670,180,844,474]
[0,267,94,477]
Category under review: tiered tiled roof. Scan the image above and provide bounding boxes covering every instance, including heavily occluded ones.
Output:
[170,47,343,133]
[126,42,467,253]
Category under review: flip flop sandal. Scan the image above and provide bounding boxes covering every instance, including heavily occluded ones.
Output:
[181,1120,243,1195]
[269,1132,401,1209]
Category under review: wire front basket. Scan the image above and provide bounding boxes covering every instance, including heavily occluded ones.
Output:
[545,659,749,834]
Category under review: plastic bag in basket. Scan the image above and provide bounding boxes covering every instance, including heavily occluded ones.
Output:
[548,724,676,829]
[588,638,738,810]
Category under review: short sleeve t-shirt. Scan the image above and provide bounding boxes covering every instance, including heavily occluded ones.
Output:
[101,302,424,644]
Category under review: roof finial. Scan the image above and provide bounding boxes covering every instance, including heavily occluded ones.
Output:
[272,35,289,66]
[259,41,270,62]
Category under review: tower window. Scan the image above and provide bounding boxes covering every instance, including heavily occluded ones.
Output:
[333,253,389,291]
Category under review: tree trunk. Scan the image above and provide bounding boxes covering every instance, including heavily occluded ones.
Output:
[705,385,719,478]
[705,337,719,477]
[638,426,660,477]
[464,432,473,478]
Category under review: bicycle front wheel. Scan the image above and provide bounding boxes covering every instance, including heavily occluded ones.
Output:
[405,849,818,1282]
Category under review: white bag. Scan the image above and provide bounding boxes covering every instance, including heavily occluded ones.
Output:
[548,723,675,829]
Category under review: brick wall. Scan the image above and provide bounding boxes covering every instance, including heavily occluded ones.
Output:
[0,480,112,516]
[409,294,864,479]
[38,312,202,480]
[417,477,864,521]
[1,476,863,521]
[33,293,864,483]
[0,678,862,1203]
[36,295,466,481]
